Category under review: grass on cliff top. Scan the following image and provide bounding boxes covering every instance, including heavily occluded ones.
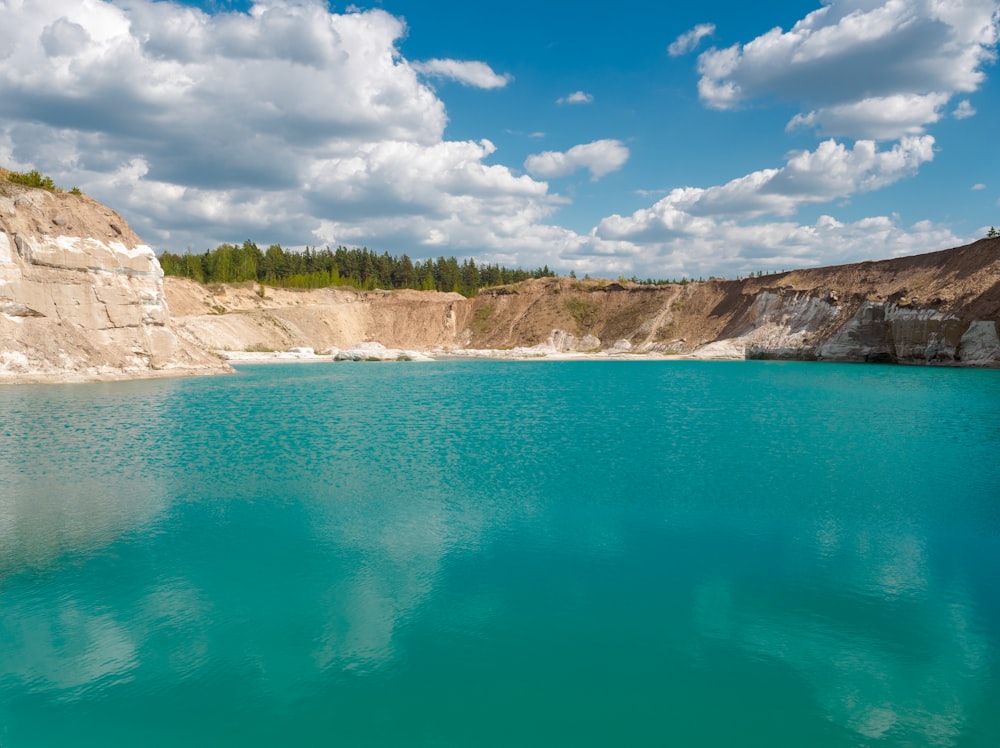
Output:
[0,166,82,195]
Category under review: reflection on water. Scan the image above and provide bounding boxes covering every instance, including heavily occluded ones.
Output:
[0,362,998,747]
[693,525,993,746]
[0,381,185,569]
[5,599,139,694]
[311,496,460,673]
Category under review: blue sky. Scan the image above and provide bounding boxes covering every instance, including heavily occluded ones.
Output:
[1,0,997,278]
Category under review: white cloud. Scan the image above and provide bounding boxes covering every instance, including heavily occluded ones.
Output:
[0,0,543,259]
[0,0,984,283]
[557,134,955,278]
[971,183,987,190]
[787,93,951,140]
[411,59,512,89]
[697,0,1000,139]
[557,90,594,105]
[598,137,935,238]
[668,23,716,57]
[953,99,977,119]
[565,214,965,281]
[39,17,90,57]
[524,140,630,181]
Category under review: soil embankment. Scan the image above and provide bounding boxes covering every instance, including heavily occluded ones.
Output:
[167,238,1000,367]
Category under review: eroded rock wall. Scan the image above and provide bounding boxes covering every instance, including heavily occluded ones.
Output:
[165,277,471,353]
[162,238,1000,369]
[0,184,228,382]
[713,239,1000,366]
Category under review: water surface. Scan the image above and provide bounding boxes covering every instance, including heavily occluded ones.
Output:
[1,361,998,746]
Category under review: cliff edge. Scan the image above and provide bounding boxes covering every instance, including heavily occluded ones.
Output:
[5,169,995,379]
[167,240,1000,368]
[465,240,1000,366]
[0,178,229,383]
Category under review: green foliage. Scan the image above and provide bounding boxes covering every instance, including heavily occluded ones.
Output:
[5,169,60,192]
[988,226,999,238]
[470,302,495,335]
[70,186,83,195]
[159,243,556,297]
[563,297,599,330]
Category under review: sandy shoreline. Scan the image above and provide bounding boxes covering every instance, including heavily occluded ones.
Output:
[217,343,742,364]
[0,366,231,386]
[0,344,743,384]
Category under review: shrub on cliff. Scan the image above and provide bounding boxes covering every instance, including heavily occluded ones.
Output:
[3,168,62,192]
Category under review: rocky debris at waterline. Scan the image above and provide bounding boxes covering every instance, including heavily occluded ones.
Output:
[218,346,328,362]
[331,331,642,361]
[332,342,433,361]
[0,182,229,382]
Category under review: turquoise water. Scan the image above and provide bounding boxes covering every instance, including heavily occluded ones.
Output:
[1,360,999,747]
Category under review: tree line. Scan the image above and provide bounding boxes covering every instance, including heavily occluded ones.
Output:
[159,241,555,297]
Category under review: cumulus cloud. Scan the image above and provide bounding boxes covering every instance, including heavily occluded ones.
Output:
[411,59,512,88]
[0,0,985,282]
[598,137,935,240]
[565,213,965,281]
[971,183,987,190]
[697,0,1000,139]
[953,99,977,119]
[39,17,90,57]
[0,0,545,259]
[524,140,630,181]
[557,90,594,105]
[547,134,957,278]
[787,93,951,140]
[668,23,715,57]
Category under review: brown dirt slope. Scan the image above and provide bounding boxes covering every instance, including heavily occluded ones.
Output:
[165,238,999,364]
[739,238,1000,319]
[166,278,471,352]
[705,238,1000,345]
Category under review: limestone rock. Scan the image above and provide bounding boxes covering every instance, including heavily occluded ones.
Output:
[0,182,229,383]
[334,341,431,361]
[546,329,601,352]
[958,321,1000,364]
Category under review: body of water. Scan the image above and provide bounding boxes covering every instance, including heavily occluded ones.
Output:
[1,360,999,746]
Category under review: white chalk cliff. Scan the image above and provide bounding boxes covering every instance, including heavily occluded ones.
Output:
[0,183,228,382]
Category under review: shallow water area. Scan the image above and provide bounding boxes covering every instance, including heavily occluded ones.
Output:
[1,360,999,747]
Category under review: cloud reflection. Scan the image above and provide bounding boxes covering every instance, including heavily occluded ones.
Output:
[692,526,993,746]
[0,600,138,694]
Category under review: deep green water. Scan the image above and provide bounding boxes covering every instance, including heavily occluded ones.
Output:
[1,360,999,747]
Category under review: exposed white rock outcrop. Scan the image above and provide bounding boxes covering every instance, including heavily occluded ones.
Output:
[713,289,1000,367]
[690,340,746,359]
[956,320,1000,365]
[0,185,229,382]
[547,329,601,352]
[333,341,433,361]
[813,303,959,363]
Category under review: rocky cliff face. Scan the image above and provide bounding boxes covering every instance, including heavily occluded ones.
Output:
[457,240,1000,366]
[0,183,228,382]
[711,239,1000,366]
[7,173,992,380]
[165,278,469,354]
[163,238,1000,368]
